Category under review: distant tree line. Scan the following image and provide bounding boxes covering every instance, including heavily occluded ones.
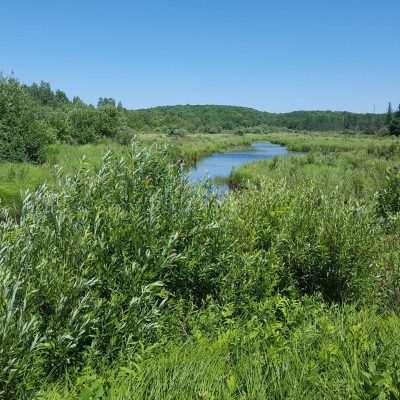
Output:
[0,76,398,163]
[125,106,388,134]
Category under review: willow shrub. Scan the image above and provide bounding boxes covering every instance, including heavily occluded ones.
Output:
[0,145,238,398]
[223,178,380,303]
[376,166,400,226]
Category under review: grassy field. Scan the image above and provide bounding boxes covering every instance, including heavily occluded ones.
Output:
[1,131,400,399]
[0,133,265,210]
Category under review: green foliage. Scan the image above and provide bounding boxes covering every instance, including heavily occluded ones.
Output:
[24,81,70,107]
[224,179,378,303]
[376,167,400,223]
[0,78,128,157]
[97,97,116,108]
[0,79,55,162]
[0,133,266,209]
[0,145,249,397]
[126,105,387,133]
[2,132,399,398]
[96,105,127,138]
[37,303,400,400]
[273,187,377,302]
[0,270,44,399]
[66,106,99,144]
[389,106,400,136]
[0,75,393,169]
[0,76,399,398]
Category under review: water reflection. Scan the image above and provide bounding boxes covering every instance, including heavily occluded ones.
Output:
[187,142,291,192]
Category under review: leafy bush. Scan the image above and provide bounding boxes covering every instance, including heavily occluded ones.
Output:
[376,167,400,222]
[0,79,54,162]
[66,106,100,144]
[0,145,237,396]
[224,179,379,303]
[273,185,378,302]
[96,105,127,138]
[0,270,44,399]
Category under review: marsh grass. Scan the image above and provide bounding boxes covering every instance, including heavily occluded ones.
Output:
[0,133,266,210]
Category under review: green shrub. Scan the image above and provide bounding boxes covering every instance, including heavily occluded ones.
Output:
[67,106,99,144]
[376,167,400,223]
[0,79,54,162]
[225,179,379,303]
[0,145,237,396]
[96,105,127,138]
[0,267,46,399]
[274,185,378,302]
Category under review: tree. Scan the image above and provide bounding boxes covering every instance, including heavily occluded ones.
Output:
[67,106,99,144]
[96,105,127,138]
[0,79,54,162]
[55,89,69,105]
[72,96,85,105]
[97,97,116,108]
[389,104,400,136]
[386,102,393,126]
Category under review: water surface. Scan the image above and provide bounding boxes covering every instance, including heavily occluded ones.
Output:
[188,142,291,192]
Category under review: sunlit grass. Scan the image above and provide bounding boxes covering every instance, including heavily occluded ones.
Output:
[0,133,266,209]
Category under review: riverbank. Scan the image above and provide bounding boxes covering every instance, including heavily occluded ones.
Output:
[227,132,400,195]
[0,133,267,210]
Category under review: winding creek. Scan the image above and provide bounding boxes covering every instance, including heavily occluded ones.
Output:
[187,141,293,193]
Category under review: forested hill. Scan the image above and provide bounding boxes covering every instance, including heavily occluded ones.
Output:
[18,78,389,133]
[126,105,387,133]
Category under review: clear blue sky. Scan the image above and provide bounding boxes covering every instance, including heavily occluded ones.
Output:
[1,0,399,112]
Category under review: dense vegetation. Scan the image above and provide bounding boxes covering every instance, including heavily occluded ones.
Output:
[1,76,400,398]
[0,78,127,163]
[0,133,267,209]
[1,76,399,164]
[1,131,400,399]
[127,105,389,134]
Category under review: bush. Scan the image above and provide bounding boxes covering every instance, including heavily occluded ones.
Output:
[0,145,235,396]
[389,118,400,136]
[273,185,378,302]
[225,179,379,303]
[96,105,127,138]
[67,106,99,144]
[0,270,45,399]
[0,79,54,162]
[376,167,400,224]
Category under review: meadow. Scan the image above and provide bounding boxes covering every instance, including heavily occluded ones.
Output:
[1,131,400,399]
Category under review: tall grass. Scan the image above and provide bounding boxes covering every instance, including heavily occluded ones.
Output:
[37,303,400,400]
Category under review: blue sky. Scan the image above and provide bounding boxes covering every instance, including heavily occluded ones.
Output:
[1,0,399,112]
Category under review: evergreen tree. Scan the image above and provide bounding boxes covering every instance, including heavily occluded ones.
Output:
[55,89,69,105]
[386,102,393,126]
[98,97,116,108]
[72,96,85,105]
